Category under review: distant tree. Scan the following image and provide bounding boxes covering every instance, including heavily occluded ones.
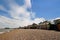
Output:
[39,22,43,25]
[54,19,60,25]
[30,23,37,29]
[5,27,10,29]
[18,26,22,29]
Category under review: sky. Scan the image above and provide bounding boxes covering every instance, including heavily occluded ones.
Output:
[0,0,60,28]
[31,0,60,19]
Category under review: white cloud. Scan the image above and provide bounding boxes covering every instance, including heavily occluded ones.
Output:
[55,17,60,20]
[0,15,45,28]
[0,16,19,28]
[0,5,6,11]
[0,5,8,12]
[24,0,31,8]
[32,18,45,24]
[0,0,46,28]
[0,5,4,10]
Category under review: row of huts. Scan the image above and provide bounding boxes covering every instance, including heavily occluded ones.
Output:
[19,19,60,31]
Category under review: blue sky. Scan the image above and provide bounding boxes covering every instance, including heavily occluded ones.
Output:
[0,0,60,28]
[32,0,60,19]
[31,0,60,19]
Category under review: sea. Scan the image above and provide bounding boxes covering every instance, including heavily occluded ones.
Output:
[0,29,13,34]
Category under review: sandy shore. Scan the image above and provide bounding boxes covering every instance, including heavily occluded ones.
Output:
[0,29,60,40]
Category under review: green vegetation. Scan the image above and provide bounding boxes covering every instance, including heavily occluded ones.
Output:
[18,19,60,31]
[5,27,10,29]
